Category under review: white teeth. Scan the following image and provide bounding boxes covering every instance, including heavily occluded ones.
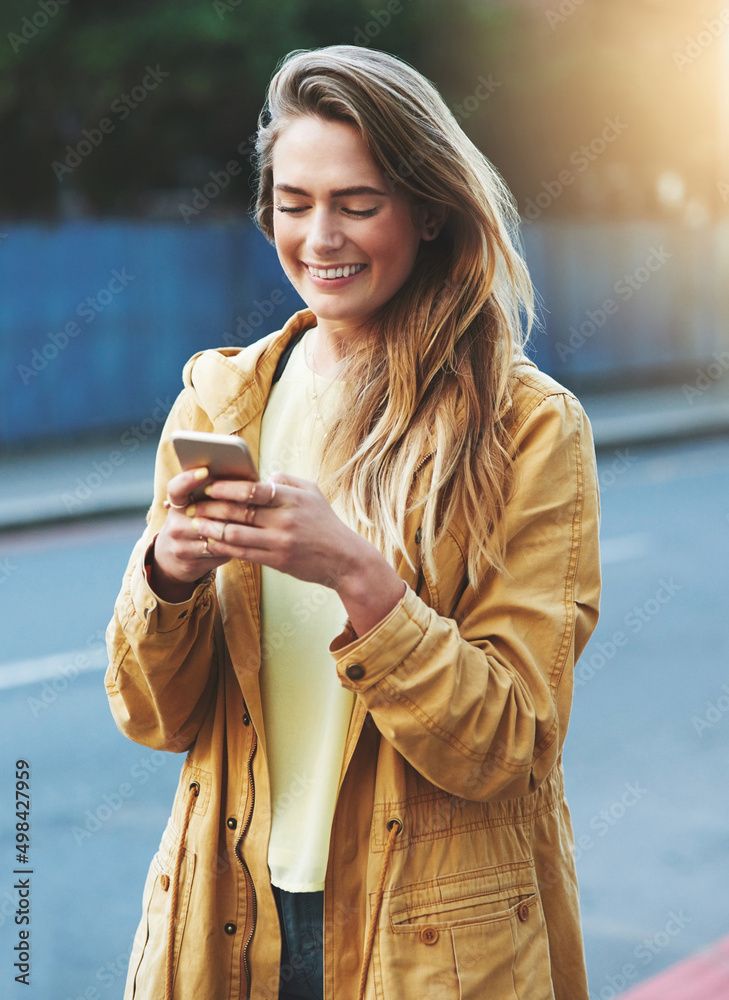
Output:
[307,263,365,279]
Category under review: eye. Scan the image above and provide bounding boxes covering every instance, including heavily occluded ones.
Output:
[343,207,379,218]
[275,204,307,214]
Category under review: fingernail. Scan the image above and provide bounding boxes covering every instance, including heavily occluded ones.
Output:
[191,518,201,533]
[203,485,214,496]
[186,505,196,517]
[193,467,209,481]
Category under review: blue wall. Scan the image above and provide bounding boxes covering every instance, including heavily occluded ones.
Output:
[0,221,304,448]
[2,219,728,447]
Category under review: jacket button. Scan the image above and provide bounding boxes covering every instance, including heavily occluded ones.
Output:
[224,922,237,935]
[160,874,170,892]
[517,902,530,922]
[242,712,250,725]
[345,663,365,681]
[420,926,439,945]
[226,817,237,830]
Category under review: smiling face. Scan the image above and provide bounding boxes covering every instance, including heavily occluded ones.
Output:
[271,116,433,345]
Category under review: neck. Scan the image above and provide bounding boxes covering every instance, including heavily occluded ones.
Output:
[306,323,350,378]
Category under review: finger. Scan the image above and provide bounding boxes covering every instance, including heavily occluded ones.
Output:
[165,467,210,508]
[190,518,271,558]
[204,477,282,508]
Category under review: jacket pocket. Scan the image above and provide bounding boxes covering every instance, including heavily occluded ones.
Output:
[375,861,554,1000]
[124,822,197,999]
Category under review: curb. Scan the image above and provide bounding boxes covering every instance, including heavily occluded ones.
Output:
[1,398,728,532]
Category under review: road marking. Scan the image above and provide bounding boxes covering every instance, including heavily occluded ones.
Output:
[601,533,651,565]
[0,646,108,691]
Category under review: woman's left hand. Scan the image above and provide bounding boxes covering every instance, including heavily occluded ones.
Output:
[188,471,406,636]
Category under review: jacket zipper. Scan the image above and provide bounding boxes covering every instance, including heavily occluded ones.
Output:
[234,730,258,1000]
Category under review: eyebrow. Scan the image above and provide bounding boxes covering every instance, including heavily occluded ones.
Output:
[274,184,388,197]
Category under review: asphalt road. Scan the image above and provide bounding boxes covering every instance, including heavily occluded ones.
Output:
[0,435,727,1000]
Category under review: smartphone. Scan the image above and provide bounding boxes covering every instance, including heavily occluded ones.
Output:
[171,430,258,498]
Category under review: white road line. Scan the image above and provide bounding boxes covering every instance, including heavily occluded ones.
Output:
[0,646,108,691]
[0,533,654,690]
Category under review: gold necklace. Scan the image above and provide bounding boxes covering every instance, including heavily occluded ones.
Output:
[306,330,329,437]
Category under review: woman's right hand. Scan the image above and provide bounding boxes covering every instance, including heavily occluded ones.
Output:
[149,467,235,602]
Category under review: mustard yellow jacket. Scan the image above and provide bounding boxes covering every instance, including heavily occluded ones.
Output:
[106,309,601,1000]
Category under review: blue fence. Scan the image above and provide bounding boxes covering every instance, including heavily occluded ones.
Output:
[1,219,727,448]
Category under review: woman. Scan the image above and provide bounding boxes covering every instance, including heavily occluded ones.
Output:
[106,45,600,1000]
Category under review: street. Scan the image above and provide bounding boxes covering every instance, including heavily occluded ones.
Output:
[1,435,728,1000]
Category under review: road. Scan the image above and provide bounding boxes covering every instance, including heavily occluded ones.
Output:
[0,436,727,1000]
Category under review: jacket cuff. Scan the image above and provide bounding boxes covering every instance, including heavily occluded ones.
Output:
[330,586,432,691]
[130,538,215,634]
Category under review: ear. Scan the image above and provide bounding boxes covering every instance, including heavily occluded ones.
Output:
[419,202,449,241]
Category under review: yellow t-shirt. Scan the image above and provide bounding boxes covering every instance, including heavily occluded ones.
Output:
[257,331,354,892]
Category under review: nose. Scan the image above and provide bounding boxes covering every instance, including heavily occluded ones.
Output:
[306,206,345,257]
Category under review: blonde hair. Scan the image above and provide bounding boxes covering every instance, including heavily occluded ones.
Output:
[255,46,535,585]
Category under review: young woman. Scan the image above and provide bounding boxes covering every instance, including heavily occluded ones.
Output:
[106,45,600,1000]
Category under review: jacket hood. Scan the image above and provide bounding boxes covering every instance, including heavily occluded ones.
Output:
[180,309,316,435]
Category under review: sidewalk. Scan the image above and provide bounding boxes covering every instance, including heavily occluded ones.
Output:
[1,380,728,532]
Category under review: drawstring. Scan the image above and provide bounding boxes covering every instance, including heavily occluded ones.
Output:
[165,781,200,1000]
[357,818,402,1000]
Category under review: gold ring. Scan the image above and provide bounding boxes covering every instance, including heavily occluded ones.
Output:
[243,505,256,526]
[164,497,188,510]
[202,537,214,557]
[221,522,229,543]
[268,481,276,505]
[248,484,257,503]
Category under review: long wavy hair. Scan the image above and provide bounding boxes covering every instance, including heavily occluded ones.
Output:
[254,46,535,585]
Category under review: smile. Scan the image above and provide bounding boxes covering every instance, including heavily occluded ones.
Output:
[304,263,367,280]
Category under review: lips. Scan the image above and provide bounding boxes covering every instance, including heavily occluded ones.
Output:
[304,263,367,280]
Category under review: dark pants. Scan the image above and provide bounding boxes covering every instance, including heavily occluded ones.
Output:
[272,885,324,1000]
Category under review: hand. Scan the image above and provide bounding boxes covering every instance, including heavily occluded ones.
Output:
[190,471,406,635]
[150,466,240,602]
[188,471,357,588]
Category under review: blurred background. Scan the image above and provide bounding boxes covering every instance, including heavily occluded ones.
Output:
[0,1,728,998]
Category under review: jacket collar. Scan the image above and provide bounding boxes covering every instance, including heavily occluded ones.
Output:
[181,308,317,434]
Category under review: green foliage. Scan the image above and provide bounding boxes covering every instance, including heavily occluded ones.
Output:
[0,0,721,219]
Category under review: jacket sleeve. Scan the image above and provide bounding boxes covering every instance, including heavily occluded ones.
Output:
[330,390,601,802]
[104,392,219,752]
